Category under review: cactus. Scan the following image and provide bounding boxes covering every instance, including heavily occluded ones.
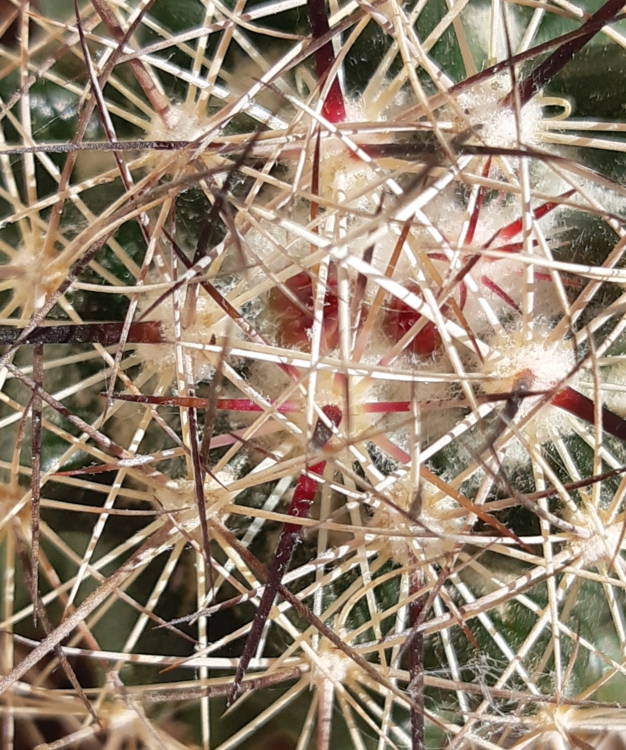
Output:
[2,0,626,748]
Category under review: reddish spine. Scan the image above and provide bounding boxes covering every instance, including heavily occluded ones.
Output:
[229,404,342,703]
[306,0,346,123]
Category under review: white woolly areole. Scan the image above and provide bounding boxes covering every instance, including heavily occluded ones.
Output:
[134,287,233,382]
[153,470,234,533]
[144,103,224,174]
[311,647,353,684]
[369,477,469,564]
[237,214,312,271]
[481,323,577,444]
[315,92,405,206]
[454,77,543,149]
[567,512,623,567]
[8,236,65,316]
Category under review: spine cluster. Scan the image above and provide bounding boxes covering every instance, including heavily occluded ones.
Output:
[1,1,626,748]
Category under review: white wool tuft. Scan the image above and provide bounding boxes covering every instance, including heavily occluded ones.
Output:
[455,77,543,149]
[482,322,578,444]
[311,647,353,684]
[133,286,235,382]
[369,477,469,564]
[567,510,624,567]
